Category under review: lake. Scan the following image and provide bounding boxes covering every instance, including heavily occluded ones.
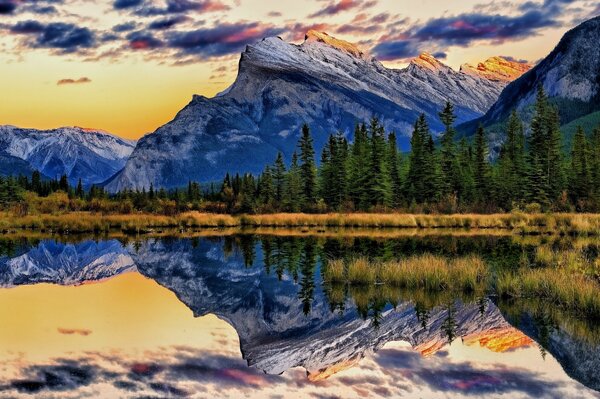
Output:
[0,232,599,398]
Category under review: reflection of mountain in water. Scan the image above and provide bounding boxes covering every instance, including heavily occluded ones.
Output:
[1,236,599,391]
[0,239,135,287]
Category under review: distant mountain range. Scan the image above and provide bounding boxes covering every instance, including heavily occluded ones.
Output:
[0,126,136,186]
[104,31,528,191]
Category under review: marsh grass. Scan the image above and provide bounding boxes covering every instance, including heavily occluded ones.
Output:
[496,268,600,320]
[324,254,488,293]
[324,253,600,320]
[4,211,600,234]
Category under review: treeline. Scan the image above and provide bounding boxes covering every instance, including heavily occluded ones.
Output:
[3,85,600,215]
[216,86,600,213]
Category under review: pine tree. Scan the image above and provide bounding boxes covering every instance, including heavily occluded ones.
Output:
[424,134,442,202]
[285,151,303,212]
[387,131,402,207]
[31,171,41,194]
[348,123,371,210]
[319,133,349,209]
[569,126,591,206]
[457,137,475,205]
[546,106,565,201]
[406,115,428,203]
[368,117,392,207]
[438,101,459,196]
[497,110,526,208]
[527,86,551,206]
[273,152,286,206]
[240,173,256,213]
[298,124,317,208]
[590,127,600,204]
[59,175,69,192]
[75,178,84,199]
[258,165,274,207]
[473,125,490,203]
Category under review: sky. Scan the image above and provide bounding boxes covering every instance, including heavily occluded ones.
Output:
[0,0,598,139]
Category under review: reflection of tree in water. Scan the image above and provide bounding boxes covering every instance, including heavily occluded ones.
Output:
[0,237,40,257]
[261,236,304,281]
[534,309,558,360]
[442,303,458,344]
[298,238,317,315]
[415,301,431,328]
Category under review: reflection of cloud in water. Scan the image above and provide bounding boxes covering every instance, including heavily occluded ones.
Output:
[0,345,597,399]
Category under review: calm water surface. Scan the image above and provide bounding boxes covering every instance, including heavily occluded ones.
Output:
[0,233,599,398]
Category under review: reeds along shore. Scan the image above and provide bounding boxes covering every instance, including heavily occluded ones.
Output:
[3,211,600,234]
[323,255,600,320]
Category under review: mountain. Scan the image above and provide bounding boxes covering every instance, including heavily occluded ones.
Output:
[0,125,136,186]
[461,15,600,138]
[460,56,532,83]
[106,31,526,191]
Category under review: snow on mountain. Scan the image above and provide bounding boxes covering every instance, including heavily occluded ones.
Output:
[0,125,136,186]
[106,32,523,191]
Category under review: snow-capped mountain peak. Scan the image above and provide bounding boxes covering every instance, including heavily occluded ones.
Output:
[0,125,136,185]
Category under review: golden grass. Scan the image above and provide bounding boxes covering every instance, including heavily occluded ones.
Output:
[324,254,488,293]
[497,268,600,320]
[3,211,600,235]
[324,253,600,319]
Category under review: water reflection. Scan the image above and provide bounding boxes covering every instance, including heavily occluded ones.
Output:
[0,234,599,398]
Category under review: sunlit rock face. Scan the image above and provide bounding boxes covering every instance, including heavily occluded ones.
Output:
[462,327,534,352]
[0,126,136,186]
[106,32,514,191]
[460,57,532,83]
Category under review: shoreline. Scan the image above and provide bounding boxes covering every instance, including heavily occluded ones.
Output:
[2,211,600,235]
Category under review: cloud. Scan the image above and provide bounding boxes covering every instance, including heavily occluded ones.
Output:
[113,21,138,32]
[11,21,96,52]
[500,55,530,63]
[308,0,361,18]
[127,30,163,49]
[371,40,420,60]
[167,22,284,57]
[57,77,92,85]
[148,15,188,30]
[373,348,567,398]
[371,0,575,61]
[411,11,561,46]
[113,0,143,10]
[0,0,17,15]
[10,20,46,34]
[136,0,229,15]
[57,327,93,335]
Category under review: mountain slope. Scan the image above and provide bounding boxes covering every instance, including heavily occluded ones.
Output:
[0,126,136,186]
[106,31,525,191]
[462,15,600,136]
